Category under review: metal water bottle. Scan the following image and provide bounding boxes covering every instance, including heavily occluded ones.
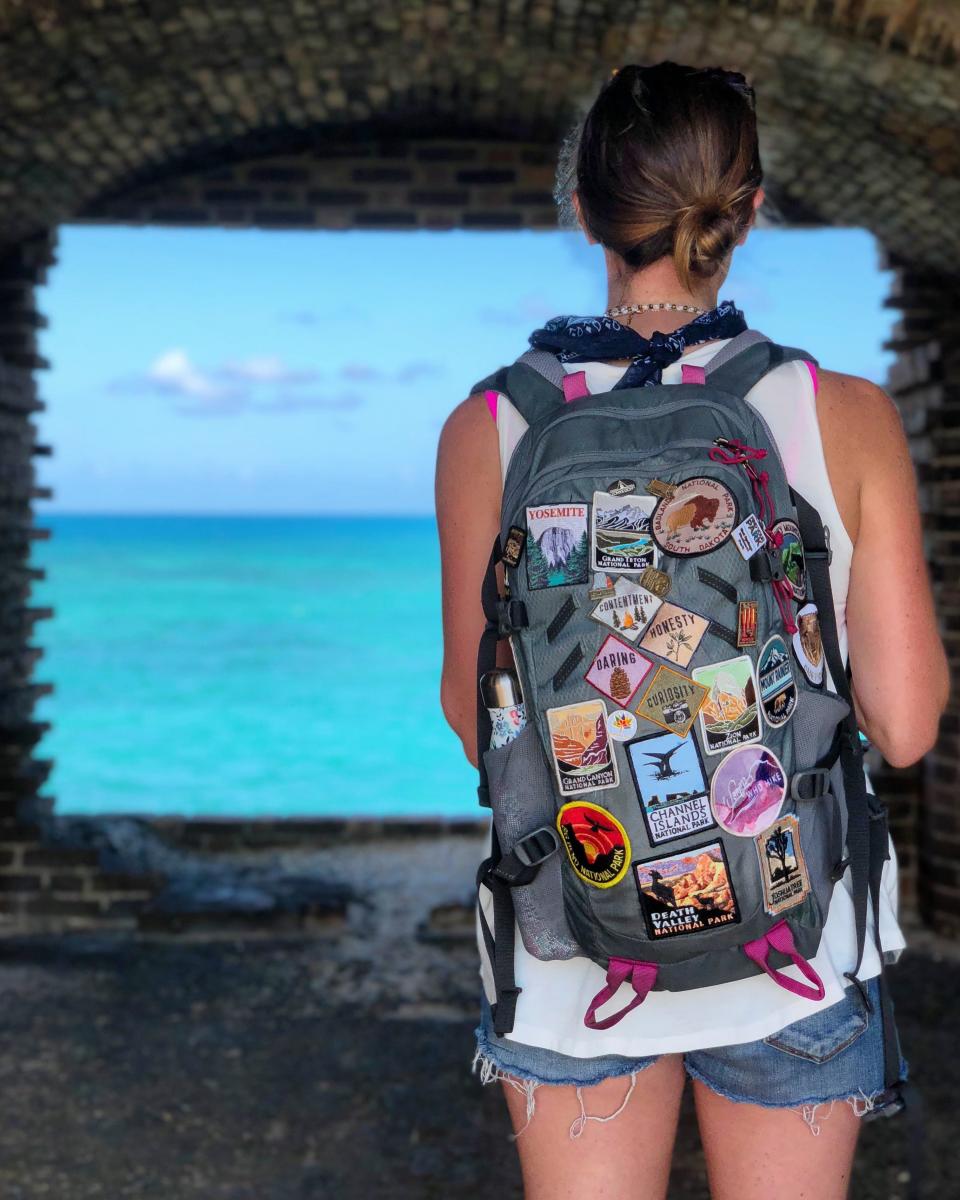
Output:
[480,668,527,749]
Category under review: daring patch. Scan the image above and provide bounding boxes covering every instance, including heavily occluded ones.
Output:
[772,519,806,602]
[709,744,786,837]
[546,700,619,795]
[588,570,616,599]
[502,526,526,569]
[639,567,672,599]
[626,730,714,845]
[607,709,638,742]
[639,601,709,668]
[634,665,710,739]
[589,576,663,642]
[633,841,740,939]
[692,654,763,755]
[584,635,654,706]
[793,603,825,687]
[591,491,658,573]
[651,477,738,557]
[732,513,767,560]
[525,503,589,589]
[557,801,630,889]
[758,635,798,727]
[647,479,677,500]
[757,814,811,915]
[737,600,759,648]
[606,478,636,497]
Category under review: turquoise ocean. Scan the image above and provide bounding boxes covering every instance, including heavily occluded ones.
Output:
[31,515,477,818]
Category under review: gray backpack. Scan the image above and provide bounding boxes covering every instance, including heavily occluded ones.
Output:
[470,331,899,1093]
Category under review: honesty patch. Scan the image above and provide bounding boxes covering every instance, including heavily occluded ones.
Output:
[651,477,738,557]
[584,635,654,706]
[589,575,663,641]
[772,518,806,602]
[626,730,714,845]
[793,603,825,687]
[639,601,709,668]
[692,654,763,755]
[756,813,811,915]
[525,503,589,590]
[633,841,740,939]
[634,665,710,739]
[709,744,787,837]
[591,491,658,573]
[758,634,798,727]
[546,699,619,795]
[557,801,630,888]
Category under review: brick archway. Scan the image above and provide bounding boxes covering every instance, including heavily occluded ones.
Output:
[0,0,957,932]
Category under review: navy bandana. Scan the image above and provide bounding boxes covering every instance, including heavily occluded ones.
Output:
[527,298,748,390]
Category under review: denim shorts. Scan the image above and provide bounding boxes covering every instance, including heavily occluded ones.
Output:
[472,976,907,1139]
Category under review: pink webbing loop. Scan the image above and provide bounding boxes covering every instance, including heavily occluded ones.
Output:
[681,363,706,384]
[483,388,499,422]
[562,370,590,403]
[743,919,825,1001]
[583,958,658,1030]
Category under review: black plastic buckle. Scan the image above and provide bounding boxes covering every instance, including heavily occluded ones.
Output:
[495,598,529,637]
[790,768,832,802]
[477,783,491,809]
[512,825,560,868]
[749,545,786,584]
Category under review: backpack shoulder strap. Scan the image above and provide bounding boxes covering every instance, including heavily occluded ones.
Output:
[470,350,566,426]
[705,331,818,398]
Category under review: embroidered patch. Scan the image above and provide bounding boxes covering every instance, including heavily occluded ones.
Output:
[588,570,616,599]
[584,635,654,706]
[546,700,619,795]
[651,477,738,557]
[607,709,638,742]
[634,665,710,738]
[502,526,526,569]
[737,600,759,647]
[639,602,710,667]
[633,841,740,938]
[692,654,763,755]
[626,731,714,845]
[607,478,636,497]
[556,800,630,888]
[647,479,677,500]
[793,603,824,687]
[758,635,798,727]
[757,814,811,914]
[591,491,658,573]
[639,566,672,599]
[732,513,767,560]
[589,576,663,642]
[709,744,787,837]
[772,518,806,602]
[525,503,589,589]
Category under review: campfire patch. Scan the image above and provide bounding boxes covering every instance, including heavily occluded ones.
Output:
[633,841,740,939]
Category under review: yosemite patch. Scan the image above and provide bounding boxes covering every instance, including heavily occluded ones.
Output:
[525,503,589,589]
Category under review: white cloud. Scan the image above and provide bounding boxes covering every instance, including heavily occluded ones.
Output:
[219,355,319,385]
[148,348,240,401]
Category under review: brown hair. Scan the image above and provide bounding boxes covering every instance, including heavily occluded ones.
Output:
[557,62,763,293]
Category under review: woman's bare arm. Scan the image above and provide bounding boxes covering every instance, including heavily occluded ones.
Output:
[818,369,949,766]
[435,393,508,768]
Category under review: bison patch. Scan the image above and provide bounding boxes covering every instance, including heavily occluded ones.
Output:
[651,477,738,557]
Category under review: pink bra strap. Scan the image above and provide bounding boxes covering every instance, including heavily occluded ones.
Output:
[681,363,706,385]
[583,957,658,1030]
[743,919,825,1001]
[562,370,590,403]
[483,389,499,422]
[804,360,819,395]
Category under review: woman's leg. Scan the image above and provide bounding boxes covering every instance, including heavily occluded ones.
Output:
[497,1055,686,1200]
[692,1079,860,1200]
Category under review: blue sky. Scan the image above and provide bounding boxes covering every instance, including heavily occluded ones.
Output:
[35,224,894,515]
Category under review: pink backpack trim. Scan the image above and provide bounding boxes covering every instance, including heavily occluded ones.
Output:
[680,363,707,385]
[804,360,819,395]
[743,919,826,1001]
[583,958,658,1030]
[562,370,590,403]
[483,388,499,422]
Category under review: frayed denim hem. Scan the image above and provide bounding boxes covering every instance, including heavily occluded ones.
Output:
[470,1033,657,1141]
[682,1057,909,1135]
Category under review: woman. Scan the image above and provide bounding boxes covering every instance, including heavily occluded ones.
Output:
[435,62,948,1200]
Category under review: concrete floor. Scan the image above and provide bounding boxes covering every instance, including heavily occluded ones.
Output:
[0,826,952,1199]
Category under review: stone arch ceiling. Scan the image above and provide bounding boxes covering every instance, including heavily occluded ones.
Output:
[0,1,956,271]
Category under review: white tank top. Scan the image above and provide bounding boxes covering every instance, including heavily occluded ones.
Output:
[476,335,906,1057]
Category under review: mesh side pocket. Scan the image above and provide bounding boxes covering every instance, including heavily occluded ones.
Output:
[483,724,581,961]
[791,687,850,767]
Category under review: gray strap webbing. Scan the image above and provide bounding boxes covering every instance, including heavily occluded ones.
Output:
[706,337,818,400]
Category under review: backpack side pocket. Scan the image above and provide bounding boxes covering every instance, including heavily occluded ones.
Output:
[483,724,582,961]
